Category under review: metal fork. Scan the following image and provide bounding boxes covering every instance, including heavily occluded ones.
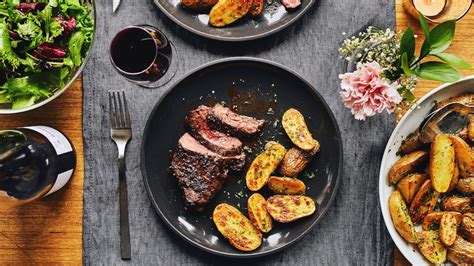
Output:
[108,91,132,260]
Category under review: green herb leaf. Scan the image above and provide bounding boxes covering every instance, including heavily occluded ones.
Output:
[416,61,462,83]
[400,27,415,63]
[401,52,415,76]
[434,53,472,70]
[418,11,430,40]
[429,20,455,54]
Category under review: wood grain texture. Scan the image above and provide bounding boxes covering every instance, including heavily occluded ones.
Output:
[0,78,83,265]
[83,0,395,264]
[394,1,474,265]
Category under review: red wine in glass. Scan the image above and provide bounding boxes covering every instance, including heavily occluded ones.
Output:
[110,25,177,88]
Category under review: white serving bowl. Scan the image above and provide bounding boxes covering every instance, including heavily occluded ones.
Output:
[379,76,474,265]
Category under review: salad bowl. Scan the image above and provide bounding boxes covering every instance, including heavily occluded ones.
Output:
[0,0,96,114]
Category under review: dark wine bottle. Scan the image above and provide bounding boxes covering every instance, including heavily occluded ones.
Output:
[0,126,76,208]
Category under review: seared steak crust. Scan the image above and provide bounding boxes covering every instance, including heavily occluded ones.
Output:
[207,103,265,137]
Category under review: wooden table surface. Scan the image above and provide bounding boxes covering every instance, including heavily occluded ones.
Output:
[0,78,83,264]
[394,0,474,265]
[0,1,473,264]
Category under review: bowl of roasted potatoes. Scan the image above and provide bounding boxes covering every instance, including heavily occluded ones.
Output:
[379,76,474,265]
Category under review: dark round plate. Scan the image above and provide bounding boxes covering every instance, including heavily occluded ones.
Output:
[153,0,316,41]
[141,57,342,258]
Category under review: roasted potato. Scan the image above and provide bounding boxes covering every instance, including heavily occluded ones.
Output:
[396,173,428,203]
[417,230,447,264]
[266,195,316,223]
[388,150,428,185]
[209,0,253,27]
[449,135,474,179]
[409,180,440,224]
[422,211,462,230]
[212,203,262,251]
[447,236,474,265]
[430,134,455,192]
[246,141,286,191]
[457,177,474,194]
[440,212,458,246]
[279,147,317,177]
[469,114,474,142]
[248,0,263,16]
[460,214,474,243]
[435,93,474,110]
[441,196,474,213]
[389,191,419,243]
[448,163,460,192]
[398,129,425,155]
[181,0,218,11]
[247,193,273,233]
[282,108,319,152]
[267,176,306,195]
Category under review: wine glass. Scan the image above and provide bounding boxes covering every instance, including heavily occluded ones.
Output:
[109,25,178,88]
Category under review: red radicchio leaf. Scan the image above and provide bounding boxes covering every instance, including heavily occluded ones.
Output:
[57,16,77,34]
[9,31,20,40]
[31,43,66,61]
[16,2,46,14]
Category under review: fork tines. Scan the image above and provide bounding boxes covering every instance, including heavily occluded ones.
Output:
[108,90,131,129]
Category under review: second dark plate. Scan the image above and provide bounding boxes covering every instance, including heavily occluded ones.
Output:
[141,57,342,257]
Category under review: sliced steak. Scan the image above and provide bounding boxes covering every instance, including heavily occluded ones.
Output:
[170,133,245,211]
[207,103,265,137]
[186,105,243,156]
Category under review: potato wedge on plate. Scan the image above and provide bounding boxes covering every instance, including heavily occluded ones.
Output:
[447,163,460,192]
[397,130,425,155]
[417,230,447,264]
[267,176,306,195]
[409,180,440,224]
[447,237,474,265]
[396,173,427,204]
[389,191,419,243]
[460,214,474,243]
[266,195,316,223]
[246,141,286,191]
[247,193,273,233]
[209,0,253,27]
[441,196,473,213]
[279,147,317,177]
[469,114,474,142]
[457,177,474,194]
[388,150,428,185]
[212,203,262,251]
[282,108,319,152]
[440,212,458,246]
[249,0,264,16]
[430,134,455,192]
[422,211,462,231]
[449,135,474,178]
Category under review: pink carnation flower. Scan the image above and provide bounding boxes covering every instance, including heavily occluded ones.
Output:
[339,61,402,120]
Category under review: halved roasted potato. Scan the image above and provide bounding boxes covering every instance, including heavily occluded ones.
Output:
[447,236,474,265]
[460,214,474,243]
[409,180,440,224]
[389,191,419,243]
[441,196,474,213]
[430,134,455,192]
[448,163,460,192]
[440,212,458,246]
[212,203,262,251]
[266,195,316,223]
[209,0,253,27]
[248,0,264,16]
[469,114,474,142]
[181,0,218,11]
[267,176,306,195]
[417,230,447,264]
[396,173,428,203]
[397,129,425,155]
[282,108,319,152]
[388,150,428,185]
[449,135,474,179]
[457,177,474,194]
[422,211,462,231]
[246,141,286,191]
[279,147,317,177]
[247,193,273,233]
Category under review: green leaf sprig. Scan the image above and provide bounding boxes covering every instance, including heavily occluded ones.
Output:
[400,12,472,84]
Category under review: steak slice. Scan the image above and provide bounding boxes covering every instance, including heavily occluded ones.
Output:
[170,133,244,211]
[207,103,265,137]
[186,105,242,156]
